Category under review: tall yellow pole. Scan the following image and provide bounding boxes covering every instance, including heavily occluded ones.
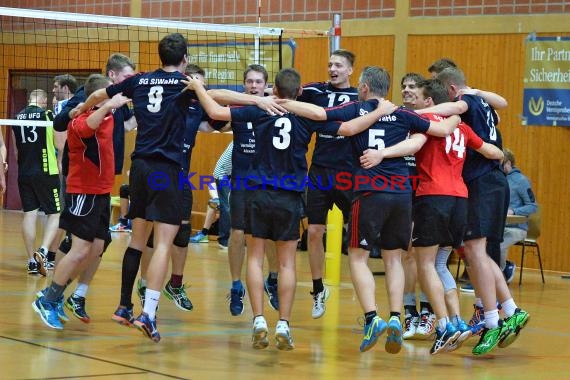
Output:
[324,204,343,286]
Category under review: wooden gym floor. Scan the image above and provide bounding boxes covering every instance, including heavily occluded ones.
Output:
[1,210,569,380]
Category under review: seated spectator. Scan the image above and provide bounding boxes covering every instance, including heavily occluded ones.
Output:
[500,148,538,283]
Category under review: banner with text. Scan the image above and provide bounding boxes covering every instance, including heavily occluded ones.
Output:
[523,38,570,126]
[187,39,295,92]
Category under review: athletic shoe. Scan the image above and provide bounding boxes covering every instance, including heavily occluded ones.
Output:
[163,282,193,311]
[472,321,511,355]
[403,315,420,340]
[416,312,436,339]
[499,308,530,348]
[111,305,135,326]
[189,231,208,243]
[228,287,246,316]
[109,222,131,233]
[470,320,486,336]
[65,294,90,323]
[27,261,39,275]
[469,304,485,326]
[134,312,161,343]
[447,319,473,352]
[503,261,516,284]
[385,317,403,354]
[32,296,63,329]
[33,247,48,277]
[310,287,330,319]
[431,322,460,355]
[45,260,55,271]
[36,289,68,323]
[460,282,475,293]
[264,280,279,311]
[251,315,269,349]
[275,320,294,351]
[359,315,388,352]
[218,242,228,250]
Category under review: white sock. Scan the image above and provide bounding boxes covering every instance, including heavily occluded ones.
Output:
[73,283,89,298]
[501,298,518,318]
[475,298,483,308]
[144,288,161,320]
[437,317,449,332]
[484,309,500,329]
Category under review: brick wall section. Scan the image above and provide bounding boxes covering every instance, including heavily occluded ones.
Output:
[409,0,570,16]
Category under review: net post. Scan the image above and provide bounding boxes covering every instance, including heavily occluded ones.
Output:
[324,204,343,286]
[329,13,341,53]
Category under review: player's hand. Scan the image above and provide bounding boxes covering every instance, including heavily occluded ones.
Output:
[360,149,385,169]
[108,93,131,109]
[256,96,287,116]
[69,102,85,119]
[181,76,204,92]
[377,99,397,115]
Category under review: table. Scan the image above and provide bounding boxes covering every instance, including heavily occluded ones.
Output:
[506,214,528,224]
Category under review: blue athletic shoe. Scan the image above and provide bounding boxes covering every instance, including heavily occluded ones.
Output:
[36,288,68,323]
[189,231,208,243]
[264,280,279,311]
[447,318,473,352]
[431,322,460,355]
[359,315,387,352]
[111,305,135,326]
[385,317,403,354]
[134,312,161,343]
[32,296,63,329]
[229,287,246,316]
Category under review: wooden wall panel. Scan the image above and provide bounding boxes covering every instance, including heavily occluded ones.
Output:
[407,34,570,272]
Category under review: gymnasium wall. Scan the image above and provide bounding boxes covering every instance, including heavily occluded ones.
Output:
[1,1,569,272]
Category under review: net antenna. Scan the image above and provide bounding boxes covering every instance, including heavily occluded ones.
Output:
[0,6,283,127]
[330,14,342,54]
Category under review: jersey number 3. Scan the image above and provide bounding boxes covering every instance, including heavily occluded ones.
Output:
[273,117,291,150]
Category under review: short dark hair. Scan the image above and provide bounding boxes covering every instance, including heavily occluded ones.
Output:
[401,72,425,87]
[360,66,390,97]
[437,67,466,88]
[243,64,268,83]
[503,148,515,166]
[274,68,301,99]
[331,49,355,67]
[417,79,449,105]
[84,74,111,97]
[105,53,135,76]
[428,58,457,75]
[54,74,78,94]
[185,63,205,77]
[158,33,188,66]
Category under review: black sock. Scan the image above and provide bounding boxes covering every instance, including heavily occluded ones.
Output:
[404,305,419,317]
[119,247,142,308]
[47,251,56,262]
[267,272,278,286]
[364,310,377,325]
[312,278,324,294]
[119,217,128,226]
[45,282,66,303]
[201,228,209,235]
[390,311,401,320]
[420,302,433,314]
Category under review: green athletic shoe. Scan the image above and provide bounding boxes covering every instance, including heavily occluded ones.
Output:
[472,321,512,356]
[499,308,530,348]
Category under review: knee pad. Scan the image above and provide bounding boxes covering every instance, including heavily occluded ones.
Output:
[174,223,191,248]
[119,184,130,199]
[58,232,72,254]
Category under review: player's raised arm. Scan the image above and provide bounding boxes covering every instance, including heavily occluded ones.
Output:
[70,88,110,118]
[425,114,461,137]
[337,100,397,136]
[476,142,504,161]
[457,88,508,109]
[182,77,231,121]
[416,100,467,117]
[276,99,327,120]
[359,133,427,169]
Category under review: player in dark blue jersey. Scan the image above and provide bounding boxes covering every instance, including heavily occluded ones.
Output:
[74,33,198,343]
[420,67,529,356]
[297,49,359,319]
[279,66,459,354]
[184,67,396,351]
[220,64,280,317]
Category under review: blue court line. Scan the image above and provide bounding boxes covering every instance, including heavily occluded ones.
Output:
[0,335,191,380]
